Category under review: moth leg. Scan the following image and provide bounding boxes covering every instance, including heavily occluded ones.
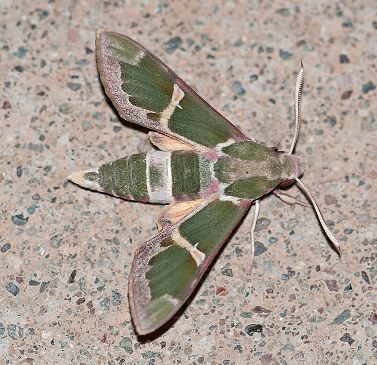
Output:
[273,189,310,207]
[248,199,260,275]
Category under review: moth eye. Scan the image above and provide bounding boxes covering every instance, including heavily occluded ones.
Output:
[279,179,294,188]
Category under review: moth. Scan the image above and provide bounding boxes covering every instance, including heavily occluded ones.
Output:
[69,30,340,335]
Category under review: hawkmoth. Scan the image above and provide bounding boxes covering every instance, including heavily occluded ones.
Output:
[69,30,340,335]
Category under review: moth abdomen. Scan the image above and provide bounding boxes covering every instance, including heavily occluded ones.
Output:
[69,154,148,201]
[69,151,215,204]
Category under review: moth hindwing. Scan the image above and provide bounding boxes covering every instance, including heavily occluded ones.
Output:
[68,30,340,335]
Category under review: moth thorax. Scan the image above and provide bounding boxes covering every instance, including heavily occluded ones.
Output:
[279,154,303,183]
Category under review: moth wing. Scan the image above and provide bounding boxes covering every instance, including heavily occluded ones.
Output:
[96,30,248,152]
[129,196,251,335]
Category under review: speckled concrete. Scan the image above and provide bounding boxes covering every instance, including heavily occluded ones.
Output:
[1,0,376,364]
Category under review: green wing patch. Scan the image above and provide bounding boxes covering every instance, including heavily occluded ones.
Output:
[96,30,248,150]
[129,197,251,335]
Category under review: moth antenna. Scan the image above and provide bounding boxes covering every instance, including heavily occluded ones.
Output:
[289,61,304,155]
[294,177,341,254]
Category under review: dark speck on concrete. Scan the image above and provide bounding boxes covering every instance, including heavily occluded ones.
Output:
[100,297,110,308]
[232,81,246,96]
[1,243,11,252]
[163,36,182,54]
[85,47,93,54]
[330,310,351,325]
[339,54,350,63]
[141,350,161,359]
[254,242,267,256]
[342,22,353,27]
[67,82,81,91]
[368,313,377,325]
[50,234,64,248]
[344,283,352,292]
[186,38,195,47]
[112,290,121,300]
[119,337,133,354]
[251,306,271,314]
[325,194,337,205]
[13,46,28,58]
[16,165,23,177]
[36,9,49,20]
[27,204,39,214]
[40,281,50,293]
[361,271,370,285]
[240,312,253,318]
[280,218,298,230]
[2,100,11,109]
[281,273,289,281]
[255,218,270,231]
[325,279,339,291]
[326,115,337,127]
[221,268,233,277]
[341,90,352,100]
[68,269,77,283]
[92,112,103,120]
[250,74,258,81]
[59,103,71,115]
[7,324,18,340]
[340,333,355,345]
[6,283,20,296]
[245,324,263,336]
[81,120,91,131]
[362,81,376,94]
[28,143,43,152]
[75,59,90,66]
[279,49,292,59]
[12,214,29,226]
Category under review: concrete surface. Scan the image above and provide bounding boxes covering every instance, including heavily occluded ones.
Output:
[1,0,376,363]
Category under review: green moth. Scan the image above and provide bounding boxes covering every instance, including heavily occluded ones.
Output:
[69,30,341,335]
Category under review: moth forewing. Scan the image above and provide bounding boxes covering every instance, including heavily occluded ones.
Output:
[95,30,249,150]
[68,30,341,335]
